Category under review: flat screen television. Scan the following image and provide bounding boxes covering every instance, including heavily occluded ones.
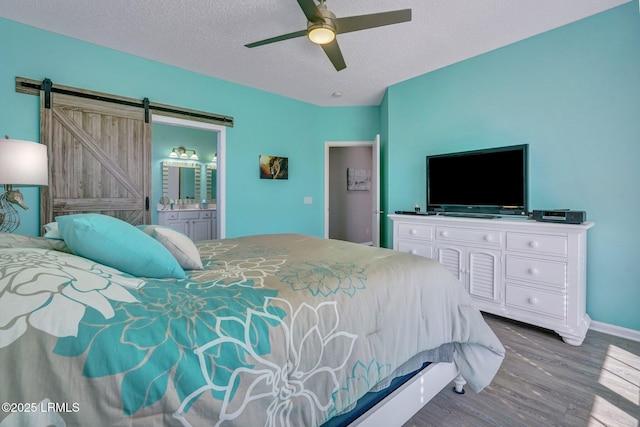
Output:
[426,144,529,216]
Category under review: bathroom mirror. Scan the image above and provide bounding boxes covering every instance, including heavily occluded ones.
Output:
[206,163,217,202]
[162,161,201,202]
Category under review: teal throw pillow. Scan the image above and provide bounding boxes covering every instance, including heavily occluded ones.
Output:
[56,214,186,279]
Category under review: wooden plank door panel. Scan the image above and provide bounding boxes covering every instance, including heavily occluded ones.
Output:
[40,92,151,229]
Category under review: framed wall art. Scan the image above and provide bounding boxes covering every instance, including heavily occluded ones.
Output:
[259,155,288,180]
[347,167,371,191]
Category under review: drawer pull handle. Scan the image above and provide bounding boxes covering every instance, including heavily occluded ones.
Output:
[528,267,538,275]
[410,229,418,235]
[410,249,417,255]
[527,297,538,305]
[484,235,493,242]
[440,231,448,237]
[529,241,539,248]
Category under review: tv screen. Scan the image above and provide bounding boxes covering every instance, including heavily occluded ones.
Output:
[426,144,529,216]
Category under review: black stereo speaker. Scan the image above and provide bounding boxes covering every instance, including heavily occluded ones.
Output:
[532,209,586,224]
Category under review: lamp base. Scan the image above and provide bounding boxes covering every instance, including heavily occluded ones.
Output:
[0,189,26,233]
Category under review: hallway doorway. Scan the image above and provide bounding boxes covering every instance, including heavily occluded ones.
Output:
[324,135,381,246]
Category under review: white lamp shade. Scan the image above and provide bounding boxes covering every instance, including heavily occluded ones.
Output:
[0,139,49,186]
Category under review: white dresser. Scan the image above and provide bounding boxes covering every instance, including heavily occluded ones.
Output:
[389,214,594,345]
[158,208,217,241]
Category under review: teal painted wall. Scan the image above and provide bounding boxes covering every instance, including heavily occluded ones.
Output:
[0,18,379,238]
[384,3,640,331]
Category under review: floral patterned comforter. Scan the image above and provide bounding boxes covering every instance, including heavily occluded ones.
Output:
[0,233,504,427]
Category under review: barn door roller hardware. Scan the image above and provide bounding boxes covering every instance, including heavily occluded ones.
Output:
[15,77,234,127]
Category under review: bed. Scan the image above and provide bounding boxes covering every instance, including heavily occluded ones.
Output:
[0,214,504,426]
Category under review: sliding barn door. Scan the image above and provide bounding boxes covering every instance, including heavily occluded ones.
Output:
[40,92,151,228]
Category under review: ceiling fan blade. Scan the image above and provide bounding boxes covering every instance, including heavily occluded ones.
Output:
[335,9,411,34]
[321,39,346,71]
[245,29,308,48]
[296,0,323,22]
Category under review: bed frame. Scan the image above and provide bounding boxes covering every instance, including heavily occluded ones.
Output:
[352,362,465,426]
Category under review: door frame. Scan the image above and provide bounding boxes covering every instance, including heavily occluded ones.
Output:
[324,135,380,246]
[152,114,226,239]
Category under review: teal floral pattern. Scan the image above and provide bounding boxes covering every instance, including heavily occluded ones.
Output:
[196,240,238,261]
[175,297,357,427]
[329,359,392,419]
[0,248,141,349]
[188,257,286,288]
[277,260,367,297]
[53,281,284,416]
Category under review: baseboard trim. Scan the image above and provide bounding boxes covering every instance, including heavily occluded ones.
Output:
[590,320,640,342]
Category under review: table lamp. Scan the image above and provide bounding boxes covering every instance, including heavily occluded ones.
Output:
[0,137,49,233]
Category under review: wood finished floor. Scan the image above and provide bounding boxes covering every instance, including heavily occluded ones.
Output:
[404,314,640,427]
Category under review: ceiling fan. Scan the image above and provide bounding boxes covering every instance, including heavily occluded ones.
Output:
[245,0,412,71]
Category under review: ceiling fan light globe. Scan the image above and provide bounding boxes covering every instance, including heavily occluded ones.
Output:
[308,25,335,45]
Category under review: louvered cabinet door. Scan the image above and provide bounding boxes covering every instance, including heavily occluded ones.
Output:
[467,248,501,303]
[434,245,464,285]
[434,244,502,301]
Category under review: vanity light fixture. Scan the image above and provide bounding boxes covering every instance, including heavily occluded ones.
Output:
[169,146,199,160]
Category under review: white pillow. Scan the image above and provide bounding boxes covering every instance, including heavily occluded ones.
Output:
[140,225,203,270]
[43,221,63,239]
[42,221,71,253]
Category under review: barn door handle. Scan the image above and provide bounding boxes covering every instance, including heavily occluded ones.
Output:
[145,197,149,211]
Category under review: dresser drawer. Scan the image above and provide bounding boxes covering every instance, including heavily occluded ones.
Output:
[506,284,566,319]
[397,223,433,242]
[505,255,567,288]
[397,241,433,258]
[506,232,568,257]
[435,226,502,246]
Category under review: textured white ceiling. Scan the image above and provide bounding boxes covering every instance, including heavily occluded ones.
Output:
[0,0,630,106]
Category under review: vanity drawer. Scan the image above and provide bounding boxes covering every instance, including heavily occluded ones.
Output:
[200,210,213,219]
[397,223,433,242]
[178,211,201,220]
[505,255,567,288]
[506,284,566,319]
[397,240,433,258]
[506,232,568,257]
[163,211,179,220]
[435,226,502,246]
